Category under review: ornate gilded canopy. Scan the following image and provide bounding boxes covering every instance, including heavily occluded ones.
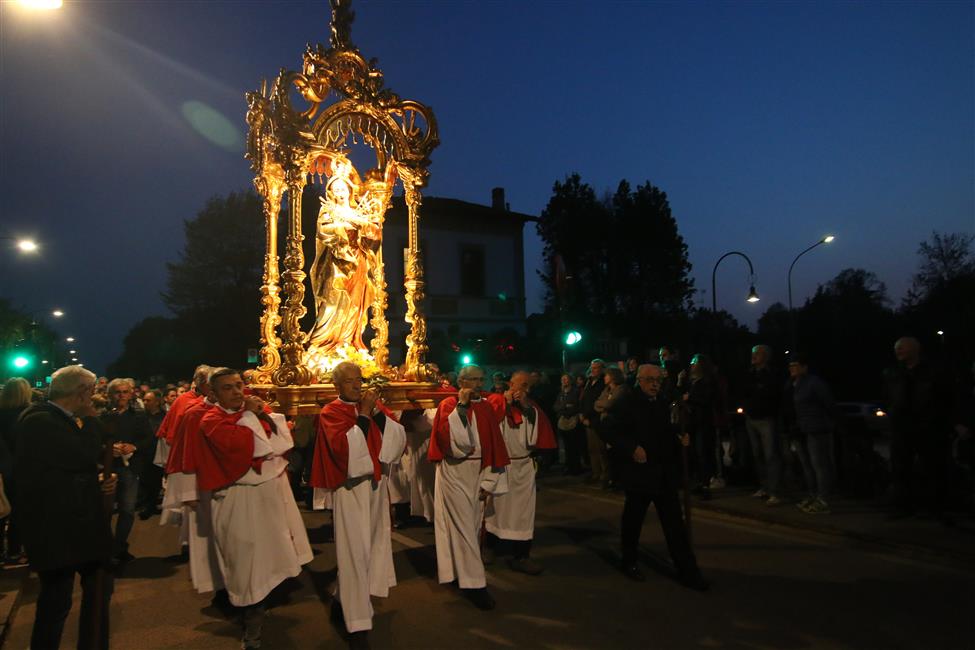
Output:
[245,0,439,388]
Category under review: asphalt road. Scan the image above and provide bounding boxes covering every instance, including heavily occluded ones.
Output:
[5,478,972,649]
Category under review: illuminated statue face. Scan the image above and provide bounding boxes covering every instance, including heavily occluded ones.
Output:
[330,178,351,206]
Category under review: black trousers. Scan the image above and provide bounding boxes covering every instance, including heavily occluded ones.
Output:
[620,488,698,576]
[137,463,163,513]
[560,426,585,473]
[891,430,948,513]
[33,561,112,650]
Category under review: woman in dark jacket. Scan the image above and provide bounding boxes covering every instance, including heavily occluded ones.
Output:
[0,377,31,564]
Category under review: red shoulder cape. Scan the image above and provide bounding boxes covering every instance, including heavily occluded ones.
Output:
[195,407,256,491]
[167,401,214,475]
[428,394,510,470]
[310,399,382,490]
[484,393,557,450]
[156,391,204,443]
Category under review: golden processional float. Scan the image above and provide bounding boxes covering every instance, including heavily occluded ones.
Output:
[246,0,441,413]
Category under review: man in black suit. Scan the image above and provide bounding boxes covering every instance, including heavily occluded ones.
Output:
[603,363,708,590]
[14,364,116,649]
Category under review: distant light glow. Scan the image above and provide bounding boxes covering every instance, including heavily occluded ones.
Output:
[17,0,63,9]
[71,357,78,362]
[875,409,886,417]
[12,356,29,369]
[936,330,944,336]
[16,239,38,252]
[736,407,744,414]
[66,337,75,342]
[565,331,583,346]
[42,360,49,364]
[746,285,760,303]
[181,101,243,151]
[69,350,77,354]
[52,309,64,317]
[823,235,835,243]
[461,354,473,365]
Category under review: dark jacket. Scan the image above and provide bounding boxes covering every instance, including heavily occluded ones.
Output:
[603,389,683,494]
[553,387,581,430]
[684,376,717,435]
[883,360,950,437]
[742,366,781,420]
[789,374,835,435]
[13,402,113,572]
[580,376,605,425]
[100,406,153,474]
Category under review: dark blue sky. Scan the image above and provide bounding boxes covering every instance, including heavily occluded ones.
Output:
[2,1,972,373]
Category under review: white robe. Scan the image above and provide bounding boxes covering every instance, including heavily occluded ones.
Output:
[434,404,507,589]
[485,406,538,541]
[209,410,313,607]
[332,413,406,633]
[387,410,411,504]
[406,408,437,522]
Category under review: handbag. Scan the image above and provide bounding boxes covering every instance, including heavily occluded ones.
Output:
[0,475,12,519]
[558,414,580,431]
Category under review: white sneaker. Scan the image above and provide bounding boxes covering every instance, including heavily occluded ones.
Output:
[751,489,769,499]
[709,477,726,489]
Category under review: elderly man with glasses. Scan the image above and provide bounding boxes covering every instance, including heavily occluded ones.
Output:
[602,364,708,590]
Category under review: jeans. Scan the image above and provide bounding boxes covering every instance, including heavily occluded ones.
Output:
[114,466,139,555]
[746,417,782,495]
[794,431,835,500]
[32,561,112,650]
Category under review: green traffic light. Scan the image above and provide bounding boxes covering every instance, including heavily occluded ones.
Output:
[565,331,582,346]
[12,355,30,369]
[461,354,473,365]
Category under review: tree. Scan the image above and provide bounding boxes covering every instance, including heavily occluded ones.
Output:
[536,174,695,355]
[901,231,975,367]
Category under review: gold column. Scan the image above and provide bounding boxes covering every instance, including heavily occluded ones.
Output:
[402,181,429,380]
[369,250,390,370]
[272,170,314,387]
[254,175,284,385]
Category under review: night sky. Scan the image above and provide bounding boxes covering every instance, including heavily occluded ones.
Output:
[2,1,972,373]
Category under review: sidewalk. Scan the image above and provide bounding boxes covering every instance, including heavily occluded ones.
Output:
[0,565,28,647]
[539,473,975,570]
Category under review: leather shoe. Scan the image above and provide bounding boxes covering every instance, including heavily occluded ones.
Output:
[621,563,645,582]
[349,631,370,650]
[465,587,496,610]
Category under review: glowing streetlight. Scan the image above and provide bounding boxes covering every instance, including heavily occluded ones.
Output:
[69,350,77,354]
[746,285,761,303]
[52,309,64,318]
[823,235,835,244]
[936,330,944,336]
[66,337,75,342]
[71,357,78,362]
[788,235,837,347]
[17,0,64,9]
[16,239,38,252]
[42,360,49,365]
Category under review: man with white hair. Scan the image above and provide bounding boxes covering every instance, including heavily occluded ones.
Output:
[310,361,406,649]
[428,364,509,610]
[483,370,557,575]
[101,378,153,565]
[14,365,118,649]
[605,364,708,590]
[196,368,312,650]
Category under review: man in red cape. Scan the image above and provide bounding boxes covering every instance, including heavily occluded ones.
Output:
[196,368,312,650]
[156,364,210,529]
[428,364,510,610]
[310,361,406,649]
[483,370,556,575]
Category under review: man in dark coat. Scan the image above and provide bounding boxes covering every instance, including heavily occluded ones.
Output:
[100,378,152,563]
[580,359,607,485]
[14,364,116,650]
[883,337,951,518]
[603,363,708,590]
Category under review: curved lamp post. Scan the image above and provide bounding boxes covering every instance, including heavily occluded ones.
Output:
[787,235,835,348]
[712,251,760,315]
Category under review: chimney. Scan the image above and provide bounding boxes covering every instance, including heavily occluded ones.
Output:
[491,187,506,211]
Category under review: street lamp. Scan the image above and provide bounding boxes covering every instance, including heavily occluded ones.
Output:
[2,237,39,254]
[51,309,64,318]
[711,251,760,314]
[787,234,835,347]
[66,337,75,343]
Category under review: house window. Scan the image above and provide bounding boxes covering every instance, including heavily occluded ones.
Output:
[460,245,485,297]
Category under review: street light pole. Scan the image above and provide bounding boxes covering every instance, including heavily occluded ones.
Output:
[787,235,835,350]
[710,251,760,358]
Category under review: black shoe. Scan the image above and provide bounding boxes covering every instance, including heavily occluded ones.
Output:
[621,563,645,582]
[330,600,345,629]
[211,589,235,617]
[465,587,496,610]
[678,572,710,592]
[115,551,135,563]
[349,631,370,650]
